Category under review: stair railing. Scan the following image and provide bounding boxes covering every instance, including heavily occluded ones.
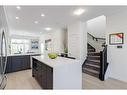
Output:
[87,32,106,41]
[99,45,108,81]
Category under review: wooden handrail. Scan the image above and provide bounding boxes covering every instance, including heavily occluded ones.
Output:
[87,32,106,41]
[99,45,108,81]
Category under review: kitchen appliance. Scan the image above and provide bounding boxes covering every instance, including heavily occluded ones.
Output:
[0,29,7,89]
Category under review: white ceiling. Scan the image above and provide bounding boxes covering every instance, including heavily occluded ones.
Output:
[5,6,127,35]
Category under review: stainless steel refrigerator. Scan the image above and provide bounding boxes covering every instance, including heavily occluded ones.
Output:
[0,29,7,89]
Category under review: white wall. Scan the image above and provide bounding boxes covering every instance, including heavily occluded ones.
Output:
[87,15,106,38]
[68,21,87,64]
[87,34,105,52]
[86,15,106,52]
[80,22,87,64]
[107,11,127,82]
[52,29,65,53]
[40,28,66,54]
[40,33,52,54]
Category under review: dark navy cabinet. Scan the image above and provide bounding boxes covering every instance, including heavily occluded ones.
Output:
[22,55,30,70]
[32,58,53,89]
[5,55,31,73]
[11,56,23,72]
[5,56,12,73]
[46,66,53,89]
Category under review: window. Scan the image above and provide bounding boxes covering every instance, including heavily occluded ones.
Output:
[11,39,30,54]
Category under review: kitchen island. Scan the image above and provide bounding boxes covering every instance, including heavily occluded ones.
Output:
[32,55,82,89]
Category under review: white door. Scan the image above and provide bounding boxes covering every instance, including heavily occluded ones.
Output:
[68,34,81,59]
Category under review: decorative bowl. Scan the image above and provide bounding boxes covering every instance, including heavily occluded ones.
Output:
[48,53,58,59]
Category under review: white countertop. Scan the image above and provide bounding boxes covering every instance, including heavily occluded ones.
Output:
[32,55,80,68]
[8,53,41,56]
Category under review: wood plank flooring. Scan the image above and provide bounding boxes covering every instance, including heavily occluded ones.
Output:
[82,73,127,89]
[5,69,127,89]
[5,69,41,89]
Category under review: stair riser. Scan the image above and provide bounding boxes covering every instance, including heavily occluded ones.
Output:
[85,65,100,71]
[88,44,95,50]
[88,49,95,52]
[87,57,100,60]
[88,53,100,56]
[88,46,94,49]
[86,61,100,66]
[83,69,99,78]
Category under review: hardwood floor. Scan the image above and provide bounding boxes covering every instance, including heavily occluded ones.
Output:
[82,73,127,89]
[5,69,127,89]
[5,69,41,89]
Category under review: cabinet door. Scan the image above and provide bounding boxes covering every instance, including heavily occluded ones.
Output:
[22,55,30,70]
[41,63,47,89]
[32,58,37,77]
[36,72,42,87]
[11,56,23,72]
[35,61,42,86]
[46,66,53,89]
[5,56,12,73]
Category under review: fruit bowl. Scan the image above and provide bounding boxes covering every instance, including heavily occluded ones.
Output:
[48,53,58,59]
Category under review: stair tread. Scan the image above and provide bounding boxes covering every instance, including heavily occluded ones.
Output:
[86,43,101,78]
[85,63,100,68]
[84,68,99,74]
[88,52,100,54]
[87,59,100,63]
[83,69,99,78]
[87,57,100,60]
[88,52,100,57]
[88,55,100,57]
[85,60,100,66]
[88,48,95,50]
[87,56,100,58]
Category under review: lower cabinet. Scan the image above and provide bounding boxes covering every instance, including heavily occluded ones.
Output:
[46,66,53,89]
[22,55,30,70]
[11,56,23,72]
[5,55,31,73]
[5,56,12,73]
[32,58,53,89]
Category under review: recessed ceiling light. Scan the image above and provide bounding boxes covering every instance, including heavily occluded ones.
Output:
[34,21,38,24]
[16,6,21,10]
[44,27,52,31]
[15,17,19,19]
[41,13,45,17]
[73,8,86,16]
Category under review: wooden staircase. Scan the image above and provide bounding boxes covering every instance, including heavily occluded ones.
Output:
[82,44,101,78]
[83,33,108,80]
